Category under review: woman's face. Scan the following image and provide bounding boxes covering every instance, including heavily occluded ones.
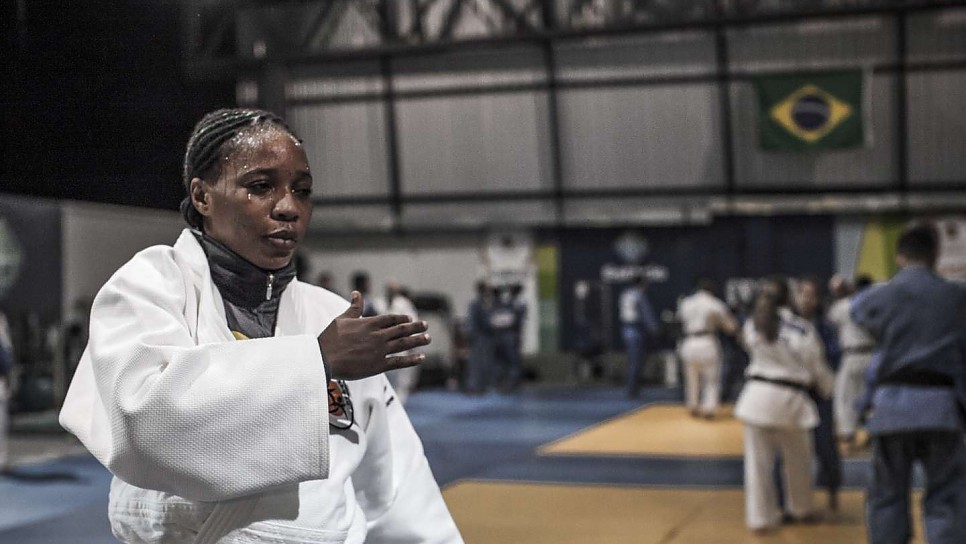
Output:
[195,126,313,270]
[797,281,820,318]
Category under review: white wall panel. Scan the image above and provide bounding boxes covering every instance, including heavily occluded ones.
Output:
[907,9,966,63]
[555,31,717,81]
[287,62,384,100]
[402,201,556,228]
[396,92,552,195]
[62,202,183,315]
[728,17,894,73]
[307,205,395,233]
[287,103,390,198]
[563,197,713,226]
[908,70,966,184]
[558,84,724,190]
[730,74,895,188]
[393,47,545,92]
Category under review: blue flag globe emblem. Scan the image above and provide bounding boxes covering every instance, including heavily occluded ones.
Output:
[792,94,831,131]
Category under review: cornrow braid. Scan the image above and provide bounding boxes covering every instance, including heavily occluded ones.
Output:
[180,108,296,229]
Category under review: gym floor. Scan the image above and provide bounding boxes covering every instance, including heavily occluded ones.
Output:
[0,385,921,543]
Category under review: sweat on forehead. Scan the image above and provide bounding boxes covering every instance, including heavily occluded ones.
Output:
[182,109,298,185]
[218,124,302,170]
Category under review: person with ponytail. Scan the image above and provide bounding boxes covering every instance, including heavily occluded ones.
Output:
[735,282,835,535]
[59,108,463,543]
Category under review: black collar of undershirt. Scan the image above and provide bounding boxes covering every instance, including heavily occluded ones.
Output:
[192,230,297,309]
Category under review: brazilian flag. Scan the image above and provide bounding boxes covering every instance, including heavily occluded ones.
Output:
[755,71,865,152]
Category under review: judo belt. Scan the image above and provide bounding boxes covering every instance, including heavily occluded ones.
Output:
[878,368,953,388]
[748,375,811,394]
[194,498,259,544]
[685,330,712,337]
[842,345,875,355]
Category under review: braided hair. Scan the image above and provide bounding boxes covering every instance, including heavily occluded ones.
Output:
[180,108,297,230]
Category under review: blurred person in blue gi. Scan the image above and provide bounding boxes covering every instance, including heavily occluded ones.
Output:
[620,274,659,398]
[489,286,524,393]
[794,276,843,512]
[827,274,877,454]
[851,222,966,544]
[676,278,737,419]
[736,288,835,534]
[465,281,494,394]
[58,108,461,543]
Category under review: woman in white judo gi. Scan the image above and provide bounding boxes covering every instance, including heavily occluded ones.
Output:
[735,289,834,534]
[676,278,737,419]
[59,108,464,544]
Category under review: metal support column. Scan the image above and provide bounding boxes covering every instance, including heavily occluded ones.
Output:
[895,10,909,196]
[713,0,737,198]
[542,0,566,226]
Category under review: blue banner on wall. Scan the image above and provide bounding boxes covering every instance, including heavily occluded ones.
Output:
[554,216,835,353]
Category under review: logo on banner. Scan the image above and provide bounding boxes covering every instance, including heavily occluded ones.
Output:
[604,231,667,284]
[0,218,23,298]
[614,231,649,264]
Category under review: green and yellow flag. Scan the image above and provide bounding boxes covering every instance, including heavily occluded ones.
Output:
[755,71,865,152]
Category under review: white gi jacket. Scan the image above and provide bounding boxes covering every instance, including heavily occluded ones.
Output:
[676,290,735,363]
[59,230,463,544]
[735,309,835,430]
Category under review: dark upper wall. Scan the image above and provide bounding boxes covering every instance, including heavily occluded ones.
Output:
[0,1,233,210]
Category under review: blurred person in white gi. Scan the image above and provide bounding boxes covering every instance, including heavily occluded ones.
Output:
[676,278,737,419]
[0,310,13,473]
[384,280,421,404]
[735,288,835,534]
[794,276,843,512]
[58,108,462,544]
[620,274,660,398]
[851,223,966,544]
[827,274,876,453]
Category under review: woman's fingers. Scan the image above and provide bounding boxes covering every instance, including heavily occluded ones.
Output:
[384,333,431,355]
[385,353,426,370]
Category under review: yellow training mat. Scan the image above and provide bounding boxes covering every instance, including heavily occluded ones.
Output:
[540,403,744,457]
[444,481,924,544]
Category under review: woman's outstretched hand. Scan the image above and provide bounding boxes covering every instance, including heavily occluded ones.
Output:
[318,291,430,380]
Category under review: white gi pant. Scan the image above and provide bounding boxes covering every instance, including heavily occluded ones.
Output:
[743,424,814,530]
[834,351,873,439]
[680,336,721,415]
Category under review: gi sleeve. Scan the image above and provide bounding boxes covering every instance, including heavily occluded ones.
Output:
[59,248,331,502]
[355,378,464,544]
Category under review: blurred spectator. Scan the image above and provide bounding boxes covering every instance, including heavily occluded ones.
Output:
[315,271,335,294]
[676,278,737,419]
[852,223,966,544]
[827,274,876,454]
[0,310,12,472]
[620,274,659,399]
[489,286,524,393]
[465,281,494,394]
[352,271,380,317]
[385,281,421,404]
[795,276,843,512]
